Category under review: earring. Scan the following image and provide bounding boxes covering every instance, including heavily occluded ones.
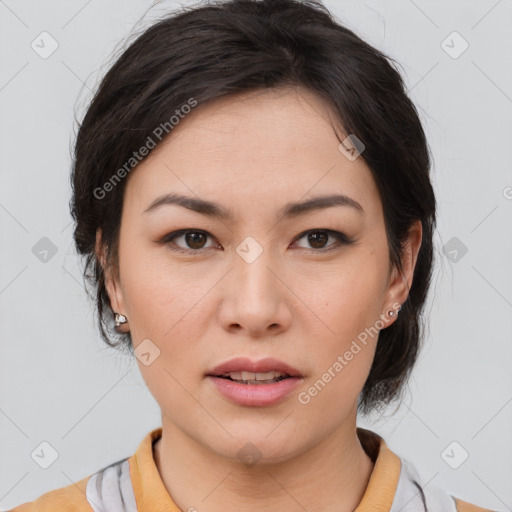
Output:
[387,304,402,317]
[114,312,127,327]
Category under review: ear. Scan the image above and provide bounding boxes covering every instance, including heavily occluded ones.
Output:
[385,219,423,322]
[95,228,129,332]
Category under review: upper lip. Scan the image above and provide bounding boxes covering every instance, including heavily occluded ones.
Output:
[207,357,303,377]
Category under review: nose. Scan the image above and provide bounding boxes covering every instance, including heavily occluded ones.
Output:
[218,249,292,338]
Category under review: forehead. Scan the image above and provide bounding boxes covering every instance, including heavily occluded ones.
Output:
[123,86,382,222]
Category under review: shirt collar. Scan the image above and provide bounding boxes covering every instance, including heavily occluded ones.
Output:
[355,427,402,511]
[129,426,401,511]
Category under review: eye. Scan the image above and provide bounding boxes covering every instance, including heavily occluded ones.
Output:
[159,229,218,254]
[292,229,354,252]
[158,228,355,255]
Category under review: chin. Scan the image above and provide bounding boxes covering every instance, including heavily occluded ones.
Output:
[200,425,308,466]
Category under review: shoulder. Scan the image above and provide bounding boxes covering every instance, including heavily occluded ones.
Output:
[453,497,497,512]
[9,427,161,512]
[396,457,496,512]
[9,456,135,512]
[8,474,92,512]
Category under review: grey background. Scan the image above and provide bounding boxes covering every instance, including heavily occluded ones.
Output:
[1,0,511,510]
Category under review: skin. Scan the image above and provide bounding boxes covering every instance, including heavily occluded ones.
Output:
[97,85,422,512]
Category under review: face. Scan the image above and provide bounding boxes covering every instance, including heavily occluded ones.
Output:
[99,86,421,463]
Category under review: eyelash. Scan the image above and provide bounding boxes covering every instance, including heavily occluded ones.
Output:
[157,229,355,255]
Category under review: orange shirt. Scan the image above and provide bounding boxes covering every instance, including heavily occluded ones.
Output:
[10,427,495,511]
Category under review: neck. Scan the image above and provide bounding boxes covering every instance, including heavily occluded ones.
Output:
[154,416,375,512]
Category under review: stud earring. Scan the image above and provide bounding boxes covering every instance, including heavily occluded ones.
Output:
[387,304,402,317]
[114,312,127,327]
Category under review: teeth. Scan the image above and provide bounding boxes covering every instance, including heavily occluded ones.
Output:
[225,371,288,381]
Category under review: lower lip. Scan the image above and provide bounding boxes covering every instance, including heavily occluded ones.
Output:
[207,376,303,406]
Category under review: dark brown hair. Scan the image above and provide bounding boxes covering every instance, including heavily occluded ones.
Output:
[70,0,437,415]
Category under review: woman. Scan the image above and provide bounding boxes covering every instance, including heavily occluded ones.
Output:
[11,0,497,510]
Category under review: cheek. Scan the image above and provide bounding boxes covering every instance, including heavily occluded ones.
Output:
[303,256,387,337]
[118,239,211,338]
[297,253,387,392]
[120,251,212,410]
[302,293,380,413]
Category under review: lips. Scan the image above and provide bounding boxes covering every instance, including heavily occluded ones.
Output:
[206,357,304,406]
[206,357,303,378]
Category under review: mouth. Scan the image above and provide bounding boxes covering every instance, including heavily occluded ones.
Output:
[205,357,304,406]
[211,371,293,385]
[206,356,304,384]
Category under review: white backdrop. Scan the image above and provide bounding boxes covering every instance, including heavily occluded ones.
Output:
[0,0,511,510]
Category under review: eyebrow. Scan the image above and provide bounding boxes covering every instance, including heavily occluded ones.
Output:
[143,192,365,219]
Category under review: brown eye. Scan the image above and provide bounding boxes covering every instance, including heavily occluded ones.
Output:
[307,231,329,249]
[184,231,208,249]
[160,229,217,253]
[293,229,354,252]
